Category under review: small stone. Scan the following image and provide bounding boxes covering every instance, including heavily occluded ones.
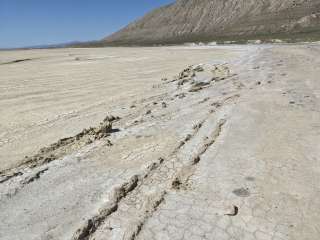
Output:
[172,178,182,189]
[232,188,250,197]
[245,176,255,181]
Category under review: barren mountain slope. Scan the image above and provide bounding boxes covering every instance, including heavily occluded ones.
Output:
[102,0,320,45]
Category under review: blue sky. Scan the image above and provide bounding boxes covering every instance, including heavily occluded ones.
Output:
[0,0,174,48]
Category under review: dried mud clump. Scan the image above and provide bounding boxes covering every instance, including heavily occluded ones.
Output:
[163,64,204,85]
[210,64,231,82]
[164,64,231,94]
[179,65,204,79]
[104,115,121,122]
[189,81,210,92]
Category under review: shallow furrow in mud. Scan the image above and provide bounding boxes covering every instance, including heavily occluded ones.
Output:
[72,175,139,240]
[72,157,165,240]
[85,113,230,240]
[129,119,228,240]
[70,118,205,240]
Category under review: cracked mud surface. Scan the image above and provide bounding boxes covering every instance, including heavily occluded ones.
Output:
[1,44,320,239]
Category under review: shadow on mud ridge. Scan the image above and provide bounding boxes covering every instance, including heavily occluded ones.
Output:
[109,128,121,133]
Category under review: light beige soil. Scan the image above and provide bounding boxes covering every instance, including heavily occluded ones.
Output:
[0,47,236,171]
[0,44,320,240]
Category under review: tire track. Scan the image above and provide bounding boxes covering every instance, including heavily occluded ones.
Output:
[72,175,139,240]
[72,157,165,240]
[123,118,227,240]
[70,116,206,240]
[80,67,240,239]
[85,112,228,240]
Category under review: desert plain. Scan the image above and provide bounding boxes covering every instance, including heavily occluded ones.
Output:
[0,44,320,240]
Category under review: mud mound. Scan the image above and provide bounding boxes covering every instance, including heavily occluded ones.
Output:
[163,63,232,93]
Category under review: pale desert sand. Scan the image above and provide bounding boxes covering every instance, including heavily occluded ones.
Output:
[0,44,320,240]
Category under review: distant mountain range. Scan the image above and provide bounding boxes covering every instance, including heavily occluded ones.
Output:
[10,0,320,49]
[78,0,320,46]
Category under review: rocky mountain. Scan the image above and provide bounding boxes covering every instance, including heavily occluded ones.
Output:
[100,0,320,45]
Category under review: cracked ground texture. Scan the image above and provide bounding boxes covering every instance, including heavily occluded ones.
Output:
[0,44,320,240]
